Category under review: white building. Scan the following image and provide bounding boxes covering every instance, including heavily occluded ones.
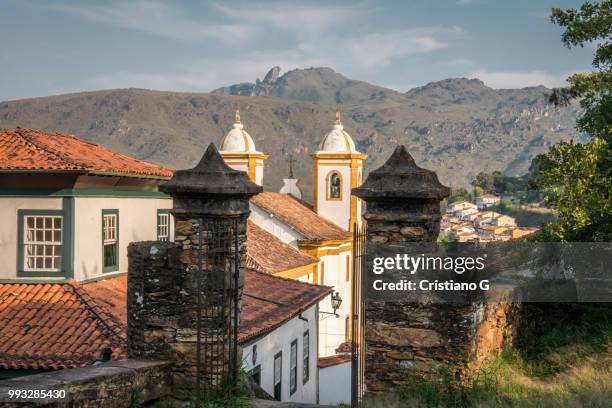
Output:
[476,194,501,209]
[240,269,331,403]
[0,127,173,282]
[447,200,477,214]
[219,112,364,358]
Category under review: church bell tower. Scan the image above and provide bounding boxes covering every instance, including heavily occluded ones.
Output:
[220,110,268,185]
[311,111,367,231]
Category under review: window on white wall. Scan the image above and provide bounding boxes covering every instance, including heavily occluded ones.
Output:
[303,330,310,384]
[346,254,351,282]
[327,171,342,200]
[157,211,170,241]
[274,352,282,401]
[290,339,298,395]
[102,210,119,273]
[23,215,63,271]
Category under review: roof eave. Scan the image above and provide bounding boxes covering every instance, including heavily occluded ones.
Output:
[0,169,172,180]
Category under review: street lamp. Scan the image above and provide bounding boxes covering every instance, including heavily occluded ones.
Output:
[320,291,343,318]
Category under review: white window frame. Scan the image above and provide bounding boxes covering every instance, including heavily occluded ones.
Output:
[23,215,63,272]
[157,211,170,241]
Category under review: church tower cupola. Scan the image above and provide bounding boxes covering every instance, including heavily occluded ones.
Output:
[311,111,367,231]
[220,110,268,186]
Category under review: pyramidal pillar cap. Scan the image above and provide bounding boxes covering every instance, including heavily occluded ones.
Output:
[160,143,262,212]
[352,145,450,201]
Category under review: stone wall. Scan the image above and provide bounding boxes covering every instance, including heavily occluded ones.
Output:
[354,146,520,395]
[0,360,171,407]
[364,293,518,393]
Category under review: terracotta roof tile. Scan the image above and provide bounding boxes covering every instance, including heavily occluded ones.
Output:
[0,280,126,370]
[251,192,351,242]
[0,271,331,370]
[246,221,317,274]
[318,354,351,368]
[0,127,172,179]
[239,269,333,342]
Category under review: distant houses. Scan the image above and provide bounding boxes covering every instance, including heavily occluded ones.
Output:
[442,194,537,242]
[475,193,501,209]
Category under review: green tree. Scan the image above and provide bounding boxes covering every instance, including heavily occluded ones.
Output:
[447,188,471,203]
[473,186,484,197]
[471,172,496,193]
[531,1,611,242]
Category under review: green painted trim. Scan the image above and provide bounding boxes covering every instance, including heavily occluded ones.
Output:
[101,209,119,273]
[156,209,171,240]
[0,169,171,180]
[16,209,70,278]
[303,329,310,385]
[0,279,70,284]
[63,198,75,279]
[290,339,298,395]
[248,365,261,386]
[79,271,127,285]
[0,188,170,198]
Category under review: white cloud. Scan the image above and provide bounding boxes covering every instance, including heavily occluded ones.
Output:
[213,2,354,41]
[45,1,466,92]
[347,28,460,71]
[467,69,580,89]
[47,0,253,43]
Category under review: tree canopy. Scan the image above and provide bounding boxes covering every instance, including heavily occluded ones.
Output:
[531,0,611,242]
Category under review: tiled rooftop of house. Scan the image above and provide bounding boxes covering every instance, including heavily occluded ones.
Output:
[0,281,126,370]
[240,269,332,342]
[318,354,351,368]
[0,270,331,370]
[251,192,351,242]
[0,127,173,179]
[246,221,317,274]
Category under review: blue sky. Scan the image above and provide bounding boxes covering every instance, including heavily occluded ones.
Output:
[0,0,595,101]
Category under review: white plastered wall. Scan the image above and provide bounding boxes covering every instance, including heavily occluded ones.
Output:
[317,247,352,356]
[241,304,319,404]
[249,205,305,248]
[319,361,351,405]
[73,196,173,281]
[0,197,63,280]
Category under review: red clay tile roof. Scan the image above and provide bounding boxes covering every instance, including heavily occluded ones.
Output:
[239,269,332,342]
[335,341,352,354]
[0,127,173,179]
[0,271,331,370]
[246,221,317,274]
[82,276,127,324]
[251,192,351,242]
[318,354,351,368]
[0,281,126,370]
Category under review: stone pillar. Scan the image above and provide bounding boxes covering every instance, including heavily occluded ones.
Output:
[353,146,452,394]
[353,146,450,244]
[128,143,262,394]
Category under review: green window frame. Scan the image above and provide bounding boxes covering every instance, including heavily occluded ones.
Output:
[273,351,282,401]
[157,209,171,241]
[17,207,72,278]
[248,365,261,386]
[290,339,298,395]
[102,209,119,273]
[303,330,310,384]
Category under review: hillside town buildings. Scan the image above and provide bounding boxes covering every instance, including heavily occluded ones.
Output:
[443,200,537,242]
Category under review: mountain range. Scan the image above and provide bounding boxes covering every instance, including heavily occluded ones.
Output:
[0,66,584,202]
